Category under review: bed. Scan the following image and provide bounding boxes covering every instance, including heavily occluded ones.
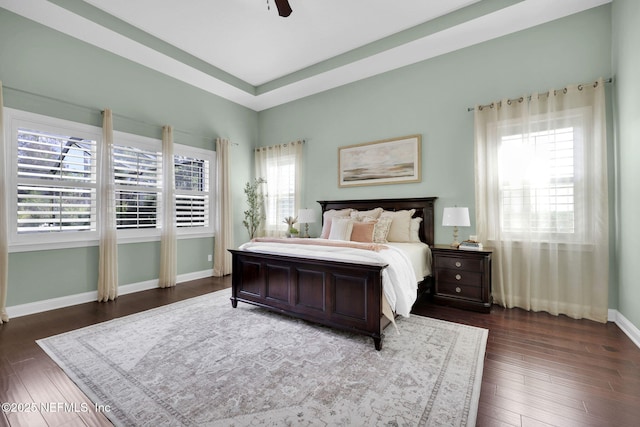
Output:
[228,197,437,350]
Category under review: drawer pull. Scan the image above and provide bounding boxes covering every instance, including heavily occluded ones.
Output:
[455,274,462,280]
[455,261,462,268]
[455,287,462,293]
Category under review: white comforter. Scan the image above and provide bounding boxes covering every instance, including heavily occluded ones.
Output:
[238,239,418,317]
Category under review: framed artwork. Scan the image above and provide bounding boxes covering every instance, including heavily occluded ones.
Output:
[338,134,421,187]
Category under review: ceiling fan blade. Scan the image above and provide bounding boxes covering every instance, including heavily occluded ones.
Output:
[274,0,292,17]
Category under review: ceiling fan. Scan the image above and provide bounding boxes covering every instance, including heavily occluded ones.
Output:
[268,0,293,17]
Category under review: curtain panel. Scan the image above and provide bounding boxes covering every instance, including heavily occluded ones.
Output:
[474,78,609,322]
[213,137,233,276]
[159,126,177,287]
[0,82,9,323]
[98,109,118,302]
[254,141,303,238]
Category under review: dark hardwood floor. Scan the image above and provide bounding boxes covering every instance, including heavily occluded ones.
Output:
[1,276,639,426]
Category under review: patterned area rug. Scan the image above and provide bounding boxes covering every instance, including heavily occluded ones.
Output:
[38,288,488,426]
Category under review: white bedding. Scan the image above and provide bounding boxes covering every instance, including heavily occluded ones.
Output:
[238,239,422,317]
[386,242,432,280]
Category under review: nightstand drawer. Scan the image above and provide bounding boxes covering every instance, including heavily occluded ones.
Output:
[436,269,482,287]
[435,256,484,272]
[437,281,482,300]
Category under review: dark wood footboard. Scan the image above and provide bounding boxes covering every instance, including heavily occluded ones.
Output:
[229,249,389,350]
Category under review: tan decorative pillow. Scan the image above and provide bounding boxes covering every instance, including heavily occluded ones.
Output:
[350,220,377,243]
[328,218,354,241]
[350,208,383,222]
[320,209,352,238]
[372,216,393,243]
[380,209,415,242]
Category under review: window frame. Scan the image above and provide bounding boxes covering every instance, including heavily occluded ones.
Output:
[264,153,297,232]
[492,109,591,244]
[112,131,162,242]
[5,108,101,251]
[173,143,215,238]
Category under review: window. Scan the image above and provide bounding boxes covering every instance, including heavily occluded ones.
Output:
[498,124,582,239]
[254,141,303,237]
[174,155,209,228]
[112,134,161,231]
[264,155,296,228]
[474,81,608,321]
[7,110,99,247]
[4,108,216,250]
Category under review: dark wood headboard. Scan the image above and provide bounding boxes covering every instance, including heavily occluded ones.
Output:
[317,197,437,247]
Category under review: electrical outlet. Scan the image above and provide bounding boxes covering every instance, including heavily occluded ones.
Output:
[208,254,212,262]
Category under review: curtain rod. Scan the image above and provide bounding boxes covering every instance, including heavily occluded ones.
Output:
[2,84,229,144]
[466,77,613,112]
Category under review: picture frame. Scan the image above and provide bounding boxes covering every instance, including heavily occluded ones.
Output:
[338,134,421,187]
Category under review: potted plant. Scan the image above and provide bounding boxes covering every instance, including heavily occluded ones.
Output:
[243,178,266,239]
[283,216,298,237]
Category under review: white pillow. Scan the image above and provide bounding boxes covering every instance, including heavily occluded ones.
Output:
[409,217,423,242]
[328,218,354,241]
[320,209,352,238]
[380,209,415,242]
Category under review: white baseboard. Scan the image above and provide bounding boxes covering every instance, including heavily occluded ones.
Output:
[609,309,640,350]
[6,269,214,319]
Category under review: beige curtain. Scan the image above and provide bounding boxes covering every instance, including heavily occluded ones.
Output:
[0,82,9,323]
[159,126,177,287]
[474,78,608,322]
[98,109,118,302]
[213,138,233,276]
[255,140,303,237]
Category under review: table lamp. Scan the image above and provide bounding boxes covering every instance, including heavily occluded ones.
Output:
[297,209,316,238]
[442,207,470,247]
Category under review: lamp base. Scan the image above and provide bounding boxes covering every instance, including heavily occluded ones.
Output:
[450,226,460,247]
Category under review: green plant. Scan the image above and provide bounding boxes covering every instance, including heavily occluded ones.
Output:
[283,216,298,236]
[243,178,266,239]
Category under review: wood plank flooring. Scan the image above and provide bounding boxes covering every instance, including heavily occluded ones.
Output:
[1,276,639,426]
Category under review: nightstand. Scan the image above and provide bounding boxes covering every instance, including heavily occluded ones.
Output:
[431,245,493,313]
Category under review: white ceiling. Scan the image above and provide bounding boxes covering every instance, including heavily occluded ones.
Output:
[1,0,611,111]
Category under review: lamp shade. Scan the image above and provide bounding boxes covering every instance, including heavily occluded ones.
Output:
[297,209,316,224]
[442,207,470,227]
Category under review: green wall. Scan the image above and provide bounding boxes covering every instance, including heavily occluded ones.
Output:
[612,0,640,329]
[258,7,617,305]
[1,9,257,306]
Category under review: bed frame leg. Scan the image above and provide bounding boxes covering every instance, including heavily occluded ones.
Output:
[230,298,238,308]
[373,336,382,351]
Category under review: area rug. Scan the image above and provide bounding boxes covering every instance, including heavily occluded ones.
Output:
[37,288,488,426]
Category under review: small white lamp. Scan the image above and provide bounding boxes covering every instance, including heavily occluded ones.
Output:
[442,207,470,247]
[297,209,316,238]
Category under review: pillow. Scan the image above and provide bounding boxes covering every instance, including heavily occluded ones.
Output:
[328,218,354,241]
[380,209,415,242]
[372,216,393,243]
[350,207,383,222]
[409,217,423,242]
[320,209,352,238]
[350,220,377,243]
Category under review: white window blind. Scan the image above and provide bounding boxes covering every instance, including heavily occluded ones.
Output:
[113,144,161,229]
[16,128,97,234]
[174,154,209,228]
[493,112,591,244]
